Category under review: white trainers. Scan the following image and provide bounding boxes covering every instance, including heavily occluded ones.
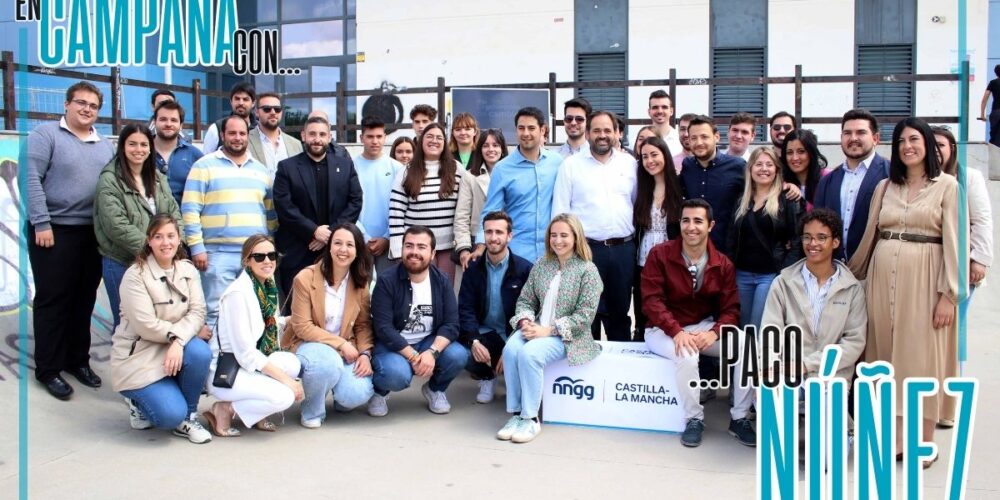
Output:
[301,417,322,429]
[421,383,451,414]
[173,414,212,444]
[511,418,541,443]
[367,394,388,417]
[496,415,522,441]
[476,379,496,404]
[126,398,152,430]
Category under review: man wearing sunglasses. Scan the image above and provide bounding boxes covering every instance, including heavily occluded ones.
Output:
[557,97,591,159]
[768,111,797,155]
[247,92,303,180]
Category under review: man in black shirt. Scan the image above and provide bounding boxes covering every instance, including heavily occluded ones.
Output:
[979,64,1000,147]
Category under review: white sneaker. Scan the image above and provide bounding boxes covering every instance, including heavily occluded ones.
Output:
[476,379,496,404]
[496,415,522,441]
[421,383,451,414]
[367,394,388,417]
[126,398,152,430]
[301,417,322,429]
[173,415,212,444]
[511,418,541,443]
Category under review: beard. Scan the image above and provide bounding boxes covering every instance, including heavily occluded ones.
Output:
[403,255,430,274]
[591,140,612,155]
[223,142,247,157]
[156,128,179,141]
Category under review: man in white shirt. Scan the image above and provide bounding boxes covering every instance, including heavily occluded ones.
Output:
[556,97,590,158]
[247,92,303,179]
[648,90,683,156]
[552,110,638,341]
[201,82,257,153]
[723,112,755,161]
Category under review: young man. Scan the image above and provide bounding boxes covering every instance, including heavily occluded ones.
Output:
[979,64,1000,147]
[478,107,562,263]
[354,115,404,273]
[813,108,889,260]
[201,82,258,153]
[769,111,797,154]
[306,109,351,159]
[723,112,756,161]
[457,211,533,403]
[410,104,438,137]
[674,112,698,171]
[557,97,591,158]
[273,116,362,299]
[26,81,115,400]
[149,89,177,134]
[247,92,303,179]
[369,227,470,416]
[648,90,683,156]
[641,199,752,448]
[152,100,204,206]
[553,110,638,341]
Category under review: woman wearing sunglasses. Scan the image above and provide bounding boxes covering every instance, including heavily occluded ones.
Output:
[203,234,304,436]
[454,129,509,271]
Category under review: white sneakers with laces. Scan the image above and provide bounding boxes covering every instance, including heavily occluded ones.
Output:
[476,379,496,404]
[173,413,212,444]
[421,383,451,414]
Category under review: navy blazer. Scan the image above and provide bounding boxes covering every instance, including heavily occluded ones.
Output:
[372,263,460,351]
[813,153,889,260]
[457,251,533,347]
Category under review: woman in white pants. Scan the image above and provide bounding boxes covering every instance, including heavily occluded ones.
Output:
[203,234,304,436]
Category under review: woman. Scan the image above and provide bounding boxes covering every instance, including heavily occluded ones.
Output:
[780,129,828,210]
[448,112,480,168]
[281,223,376,428]
[110,214,211,444]
[390,136,415,167]
[204,234,304,436]
[727,147,802,329]
[454,129,509,270]
[95,124,182,329]
[848,118,958,468]
[632,125,657,155]
[389,122,464,281]
[632,136,682,340]
[498,213,603,444]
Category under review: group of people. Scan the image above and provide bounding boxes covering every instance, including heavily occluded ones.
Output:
[26,80,991,457]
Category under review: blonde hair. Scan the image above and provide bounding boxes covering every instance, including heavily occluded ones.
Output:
[734,147,784,221]
[545,213,592,262]
[448,112,480,155]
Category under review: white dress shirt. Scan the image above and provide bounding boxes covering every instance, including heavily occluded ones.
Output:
[552,147,637,241]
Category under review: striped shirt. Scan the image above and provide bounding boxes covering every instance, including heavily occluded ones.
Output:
[388,160,462,257]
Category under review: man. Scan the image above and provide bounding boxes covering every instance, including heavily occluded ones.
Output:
[26,81,115,400]
[813,109,889,260]
[307,110,351,159]
[457,211,533,403]
[674,112,697,171]
[273,115,362,299]
[679,115,745,254]
[369,226,470,416]
[557,97,591,158]
[354,115,403,273]
[769,111,797,154]
[201,82,258,153]
[149,89,176,133]
[641,199,752,448]
[553,110,638,341]
[247,92,303,179]
[410,104,438,136]
[978,64,1000,147]
[723,112,756,161]
[182,115,276,328]
[478,107,562,263]
[648,90,683,156]
[152,100,204,206]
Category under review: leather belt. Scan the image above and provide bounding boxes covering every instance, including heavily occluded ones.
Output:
[586,235,634,247]
[880,231,943,244]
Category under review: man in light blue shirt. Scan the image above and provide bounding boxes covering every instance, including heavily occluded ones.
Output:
[355,116,403,273]
[479,107,561,263]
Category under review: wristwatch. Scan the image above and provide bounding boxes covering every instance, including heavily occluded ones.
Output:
[428,347,441,359]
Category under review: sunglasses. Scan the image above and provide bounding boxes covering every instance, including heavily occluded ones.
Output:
[249,252,278,263]
[771,124,793,132]
[259,105,282,114]
[564,116,586,123]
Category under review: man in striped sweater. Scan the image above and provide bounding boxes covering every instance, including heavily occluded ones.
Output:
[182,115,277,329]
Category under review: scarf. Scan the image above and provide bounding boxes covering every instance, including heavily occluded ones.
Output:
[247,267,280,355]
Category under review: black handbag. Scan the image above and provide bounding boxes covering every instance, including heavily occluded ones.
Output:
[212,324,240,389]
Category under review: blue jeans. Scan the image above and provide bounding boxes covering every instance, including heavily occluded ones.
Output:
[372,335,469,395]
[102,256,129,331]
[200,249,243,329]
[120,338,212,429]
[736,270,776,330]
[297,342,375,421]
[502,330,567,419]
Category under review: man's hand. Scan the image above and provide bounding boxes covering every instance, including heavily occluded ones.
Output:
[368,238,389,257]
[459,250,473,270]
[34,229,54,248]
[308,238,325,252]
[192,252,208,271]
[672,331,701,357]
[413,351,436,378]
[496,357,504,375]
[313,225,332,245]
[471,339,491,364]
[692,330,718,350]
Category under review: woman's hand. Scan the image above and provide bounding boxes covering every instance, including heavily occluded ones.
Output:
[933,294,956,329]
[522,323,554,340]
[783,183,803,201]
[353,354,373,377]
[197,325,212,341]
[339,342,360,364]
[163,340,184,376]
[970,260,987,287]
[286,378,305,402]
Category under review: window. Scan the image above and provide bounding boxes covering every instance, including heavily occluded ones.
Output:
[711,47,766,143]
[282,21,345,59]
[856,44,914,137]
[576,53,627,118]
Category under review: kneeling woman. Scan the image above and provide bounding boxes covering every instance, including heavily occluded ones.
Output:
[282,223,376,428]
[110,214,212,444]
[499,213,603,443]
[204,234,304,436]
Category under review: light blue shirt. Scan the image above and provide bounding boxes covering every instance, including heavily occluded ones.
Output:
[354,154,403,240]
[483,251,510,338]
[837,150,876,246]
[800,264,842,335]
[478,147,562,263]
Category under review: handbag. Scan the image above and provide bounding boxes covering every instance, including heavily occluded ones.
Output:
[212,323,240,389]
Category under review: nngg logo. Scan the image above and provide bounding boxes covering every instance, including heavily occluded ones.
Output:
[552,376,595,400]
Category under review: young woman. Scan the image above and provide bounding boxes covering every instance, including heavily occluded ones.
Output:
[390,136,415,167]
[727,147,802,329]
[448,112,480,168]
[281,223,376,428]
[454,129,509,269]
[204,234,304,436]
[632,125,657,155]
[95,124,181,329]
[632,136,682,340]
[110,214,211,444]
[780,129,828,210]
[498,213,603,443]
[848,118,959,468]
[388,122,464,281]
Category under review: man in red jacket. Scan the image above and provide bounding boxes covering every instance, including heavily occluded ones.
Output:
[640,198,754,448]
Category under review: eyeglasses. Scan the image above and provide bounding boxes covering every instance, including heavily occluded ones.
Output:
[687,264,698,289]
[71,99,100,111]
[801,234,832,244]
[564,116,586,124]
[249,252,278,263]
[258,105,282,114]
[771,124,793,132]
